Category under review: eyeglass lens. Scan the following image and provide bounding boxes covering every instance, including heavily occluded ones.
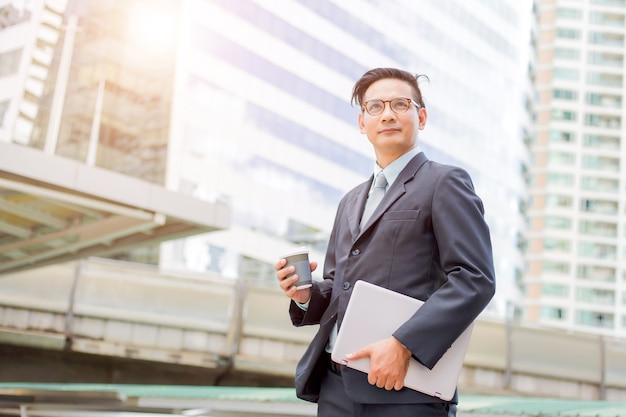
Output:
[365,98,412,115]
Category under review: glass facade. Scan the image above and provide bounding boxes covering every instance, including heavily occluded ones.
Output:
[2,0,534,318]
[49,0,176,184]
[159,0,534,317]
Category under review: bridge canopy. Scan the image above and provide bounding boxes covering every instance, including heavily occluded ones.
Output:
[0,141,230,275]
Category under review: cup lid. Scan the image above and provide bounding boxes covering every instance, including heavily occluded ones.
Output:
[279,246,309,259]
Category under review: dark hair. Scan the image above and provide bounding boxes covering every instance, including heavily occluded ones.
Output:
[351,68,428,109]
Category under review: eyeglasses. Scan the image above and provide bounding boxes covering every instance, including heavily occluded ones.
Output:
[362,97,420,116]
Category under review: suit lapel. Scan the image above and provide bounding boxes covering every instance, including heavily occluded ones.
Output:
[348,181,370,240]
[356,153,429,238]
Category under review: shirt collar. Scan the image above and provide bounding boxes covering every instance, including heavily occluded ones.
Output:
[372,146,421,189]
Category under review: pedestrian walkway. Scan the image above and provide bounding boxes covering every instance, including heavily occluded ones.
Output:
[460,394,626,417]
[0,383,625,417]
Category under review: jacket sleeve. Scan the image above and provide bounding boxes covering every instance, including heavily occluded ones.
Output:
[288,197,344,326]
[393,167,496,369]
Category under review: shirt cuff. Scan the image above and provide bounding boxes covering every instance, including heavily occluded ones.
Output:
[295,299,310,311]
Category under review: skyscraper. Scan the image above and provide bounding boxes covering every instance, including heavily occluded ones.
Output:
[1,0,533,318]
[164,0,533,316]
[527,0,626,336]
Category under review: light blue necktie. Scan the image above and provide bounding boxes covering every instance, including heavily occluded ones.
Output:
[360,172,387,229]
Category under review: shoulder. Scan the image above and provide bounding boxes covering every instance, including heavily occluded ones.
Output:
[418,160,474,186]
[424,159,469,175]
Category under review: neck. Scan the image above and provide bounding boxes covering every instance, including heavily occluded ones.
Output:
[375,145,418,168]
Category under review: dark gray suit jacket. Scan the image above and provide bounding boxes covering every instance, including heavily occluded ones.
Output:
[289,152,496,405]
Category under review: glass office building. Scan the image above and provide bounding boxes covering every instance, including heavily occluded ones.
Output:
[527,0,626,336]
[1,0,533,317]
[0,0,67,146]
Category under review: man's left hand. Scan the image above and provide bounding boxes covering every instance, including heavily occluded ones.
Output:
[345,336,411,391]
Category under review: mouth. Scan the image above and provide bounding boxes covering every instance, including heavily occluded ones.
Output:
[379,128,400,134]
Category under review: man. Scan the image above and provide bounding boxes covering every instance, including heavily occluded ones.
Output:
[275,67,495,417]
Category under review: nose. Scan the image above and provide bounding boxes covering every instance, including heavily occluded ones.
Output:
[380,102,396,121]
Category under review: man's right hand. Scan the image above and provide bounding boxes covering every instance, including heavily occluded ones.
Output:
[275,258,316,304]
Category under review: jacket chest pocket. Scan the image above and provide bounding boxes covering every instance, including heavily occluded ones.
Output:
[379,209,428,239]
[382,209,421,222]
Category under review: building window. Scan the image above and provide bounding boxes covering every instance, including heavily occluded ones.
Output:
[557,8,582,19]
[581,176,619,192]
[556,27,581,39]
[580,198,618,214]
[542,283,569,297]
[545,216,573,230]
[582,154,620,171]
[240,255,274,284]
[552,109,577,121]
[588,51,624,67]
[554,47,580,60]
[546,173,574,186]
[585,114,621,129]
[541,306,567,320]
[589,31,624,47]
[548,151,575,165]
[586,93,622,108]
[0,49,22,77]
[590,284,614,303]
[546,194,573,208]
[576,310,614,329]
[583,134,620,149]
[589,11,625,27]
[578,242,617,259]
[577,265,616,283]
[579,220,617,237]
[550,131,576,143]
[587,72,623,87]
[543,238,571,252]
[543,260,570,274]
[286,219,328,253]
[553,89,577,100]
[553,68,579,81]
[590,0,625,7]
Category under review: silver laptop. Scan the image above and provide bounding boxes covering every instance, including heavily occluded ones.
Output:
[331,280,473,401]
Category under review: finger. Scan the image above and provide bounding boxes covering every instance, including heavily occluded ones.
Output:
[276,264,294,280]
[277,265,296,284]
[309,261,318,272]
[274,258,287,271]
[367,374,377,385]
[280,274,298,292]
[394,379,404,391]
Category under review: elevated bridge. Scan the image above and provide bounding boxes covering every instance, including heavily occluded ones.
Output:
[0,258,625,402]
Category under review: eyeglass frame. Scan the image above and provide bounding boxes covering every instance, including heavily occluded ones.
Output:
[361,97,421,116]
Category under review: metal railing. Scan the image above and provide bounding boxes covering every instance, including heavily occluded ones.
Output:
[0,258,625,401]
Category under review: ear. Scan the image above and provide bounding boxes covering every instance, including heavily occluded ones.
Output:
[418,107,427,130]
[358,112,366,133]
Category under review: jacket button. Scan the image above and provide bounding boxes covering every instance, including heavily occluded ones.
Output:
[343,282,351,290]
[351,249,361,256]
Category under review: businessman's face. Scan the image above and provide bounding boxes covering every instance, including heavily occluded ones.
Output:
[358,78,427,167]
